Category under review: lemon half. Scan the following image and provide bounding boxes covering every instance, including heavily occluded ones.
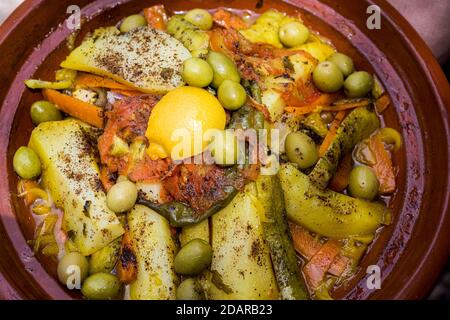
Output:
[145,86,226,161]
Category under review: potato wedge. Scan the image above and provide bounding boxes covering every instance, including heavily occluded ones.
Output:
[209,184,279,300]
[28,119,124,256]
[61,27,191,93]
[128,205,178,300]
[179,220,209,247]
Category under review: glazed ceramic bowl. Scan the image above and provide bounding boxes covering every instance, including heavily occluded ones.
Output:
[0,0,449,300]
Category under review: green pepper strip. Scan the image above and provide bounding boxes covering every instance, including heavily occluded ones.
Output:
[25,79,73,90]
[137,186,238,227]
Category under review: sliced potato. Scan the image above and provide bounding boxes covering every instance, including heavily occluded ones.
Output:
[61,27,191,93]
[135,181,164,203]
[294,42,336,62]
[28,119,124,256]
[240,10,298,48]
[179,220,209,247]
[261,89,286,122]
[128,205,178,300]
[209,184,279,300]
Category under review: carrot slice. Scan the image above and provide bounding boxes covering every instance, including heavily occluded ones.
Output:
[117,231,138,284]
[143,5,168,31]
[285,105,318,116]
[286,99,369,117]
[328,254,352,277]
[75,73,133,91]
[318,110,347,157]
[289,222,322,259]
[111,89,144,97]
[329,153,352,192]
[43,89,104,128]
[310,93,342,107]
[303,240,341,291]
[290,222,355,279]
[368,135,396,194]
[375,94,390,114]
[212,9,249,30]
[17,180,46,205]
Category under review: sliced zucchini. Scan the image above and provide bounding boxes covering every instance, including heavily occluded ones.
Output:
[309,107,380,189]
[166,15,210,53]
[279,163,391,239]
[255,175,309,300]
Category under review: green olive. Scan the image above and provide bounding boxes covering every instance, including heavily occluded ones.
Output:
[182,57,214,87]
[55,69,77,82]
[57,252,89,287]
[377,127,402,152]
[218,80,247,110]
[174,239,212,276]
[106,180,138,213]
[206,51,240,88]
[30,100,63,124]
[119,14,146,33]
[279,22,310,47]
[81,273,121,300]
[320,111,335,124]
[13,146,42,179]
[176,278,204,300]
[348,166,379,201]
[208,130,239,166]
[313,61,344,93]
[285,132,318,169]
[344,71,374,98]
[327,53,354,77]
[185,9,213,30]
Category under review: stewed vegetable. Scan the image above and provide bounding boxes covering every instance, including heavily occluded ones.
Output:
[285,132,318,169]
[217,80,247,110]
[313,61,344,93]
[208,129,239,166]
[17,5,401,301]
[106,181,138,213]
[30,100,62,124]
[185,9,213,30]
[174,239,213,276]
[55,69,77,82]
[344,71,374,98]
[176,278,204,300]
[327,53,354,77]
[13,146,41,179]
[57,252,89,286]
[377,127,402,152]
[279,21,310,47]
[206,51,241,88]
[120,14,147,32]
[348,166,379,200]
[81,273,121,300]
[182,57,214,87]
